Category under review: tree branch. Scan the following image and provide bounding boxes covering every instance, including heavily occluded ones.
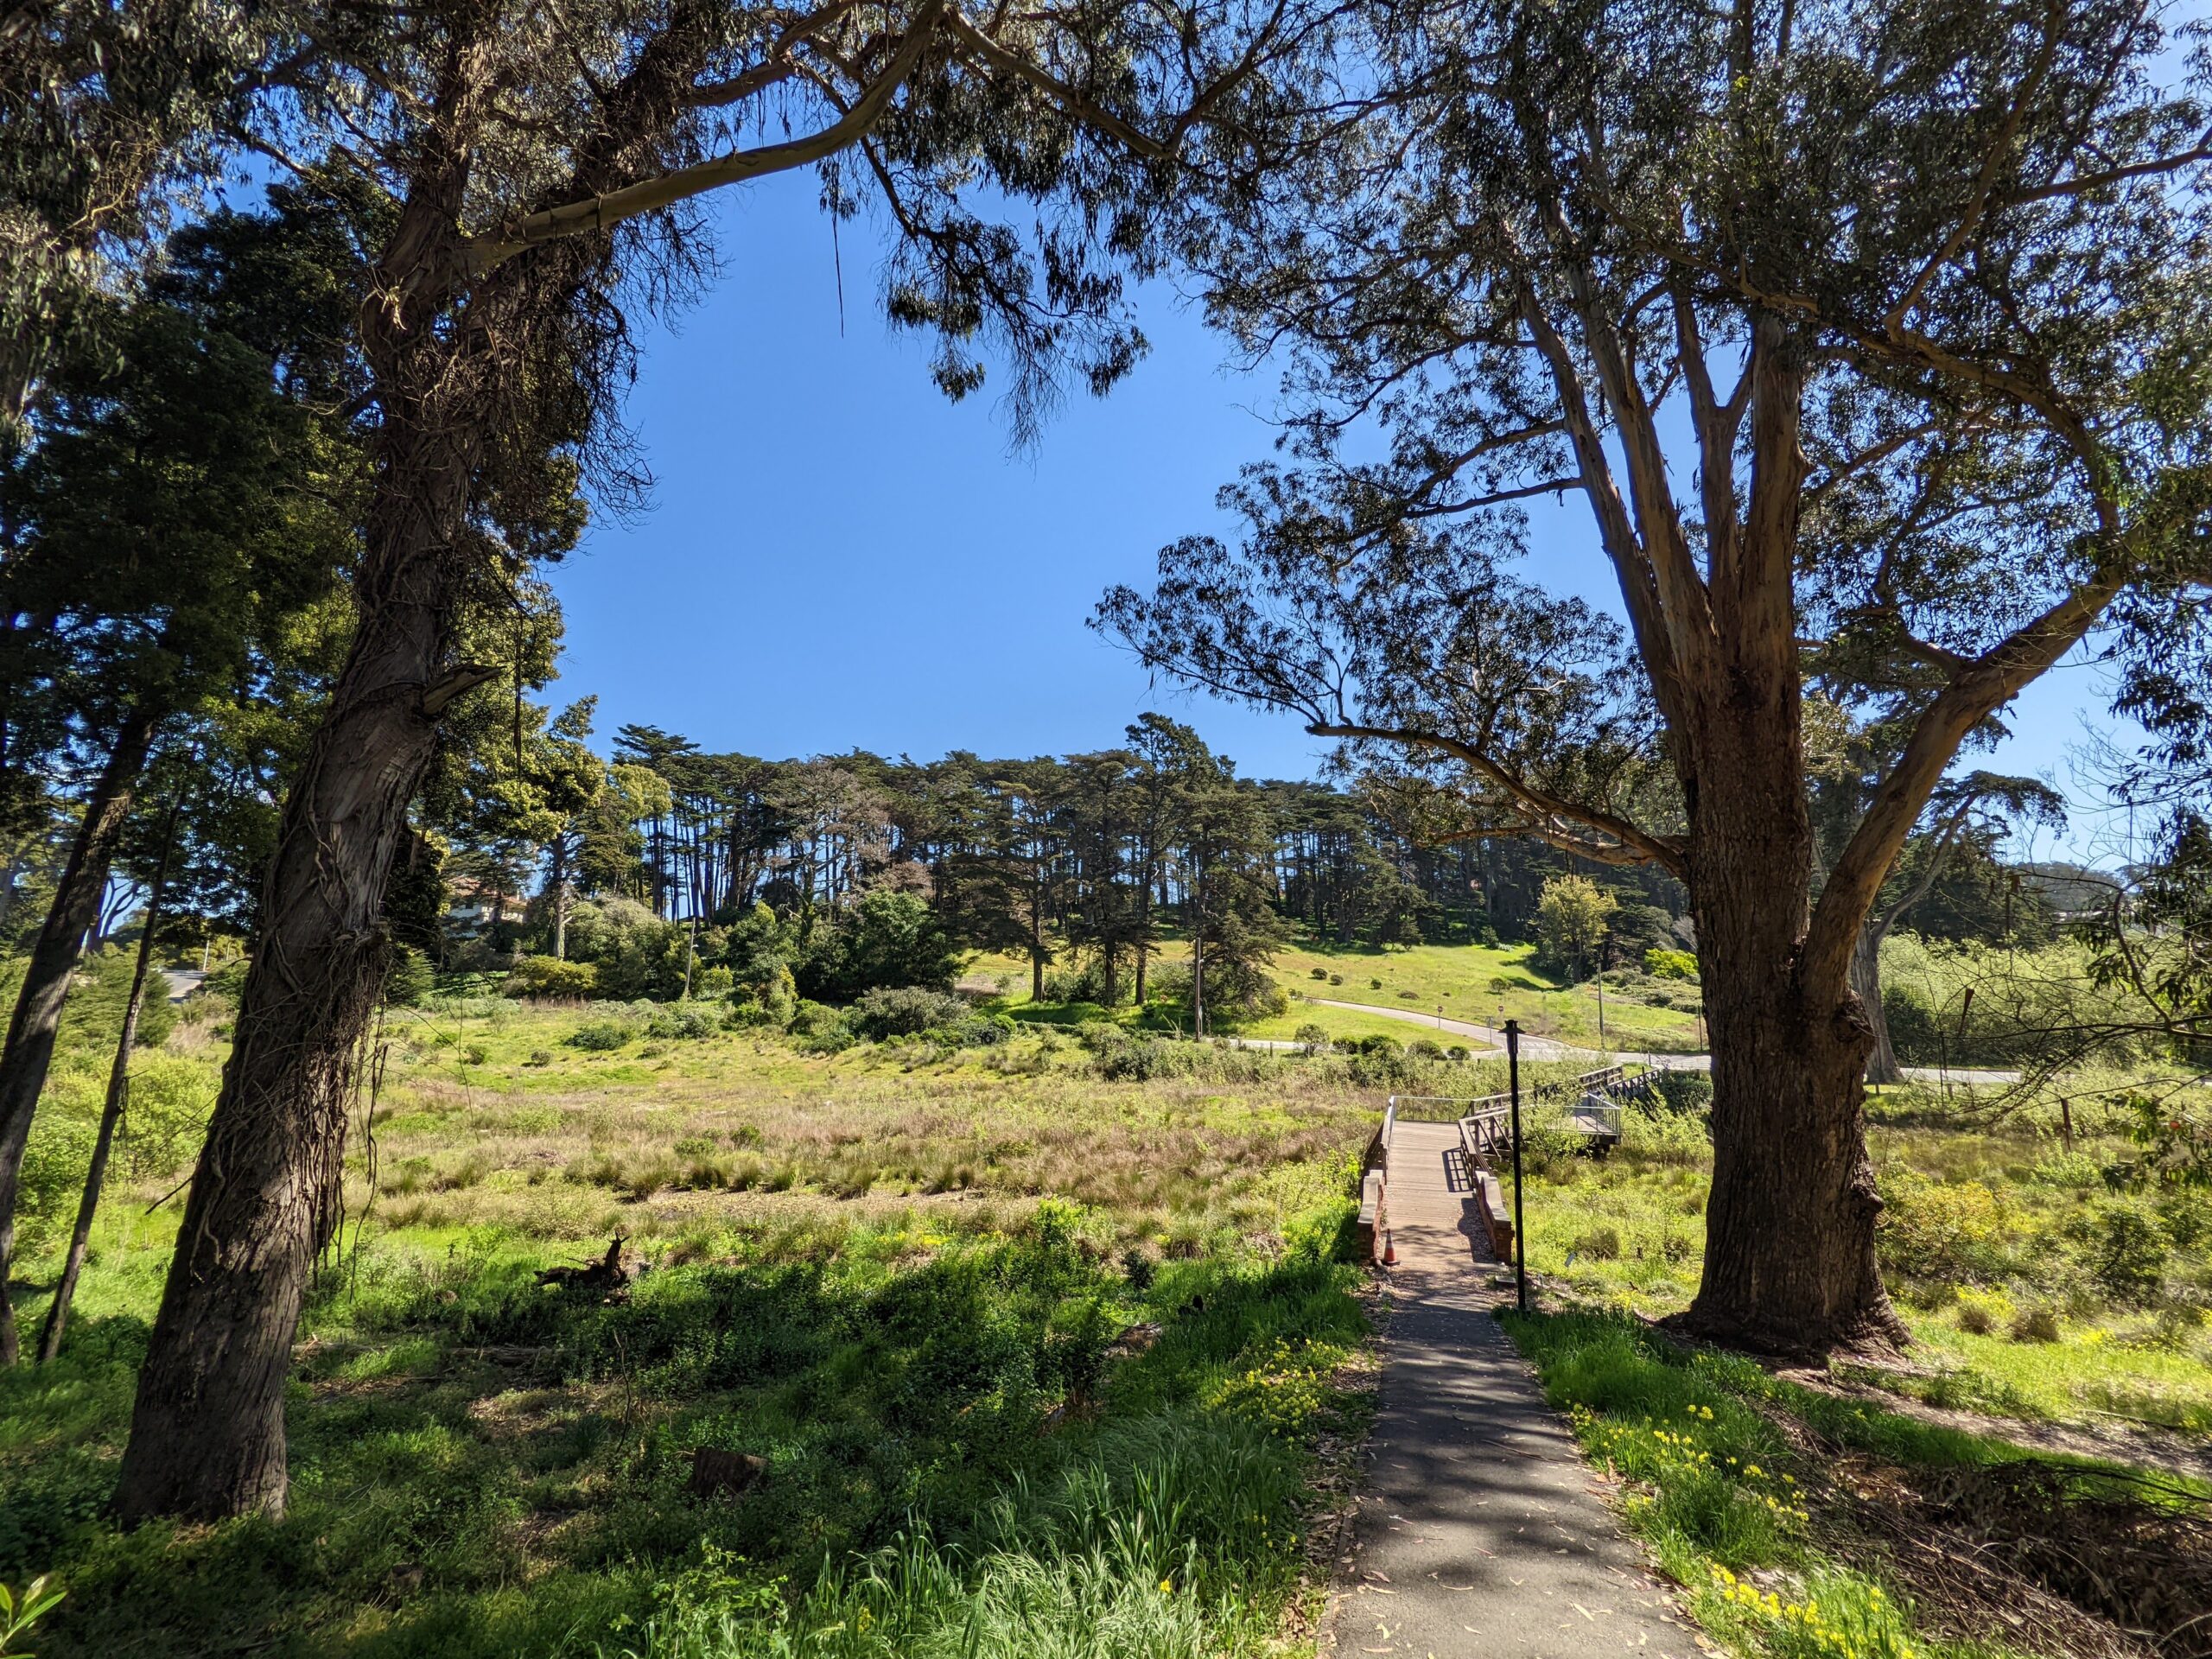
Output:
[1308,719,1689,877]
[1804,562,2130,990]
[462,3,944,277]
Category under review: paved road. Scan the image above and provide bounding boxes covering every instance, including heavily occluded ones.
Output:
[1307,999,1707,1071]
[1328,1122,1697,1656]
[1305,998,2020,1085]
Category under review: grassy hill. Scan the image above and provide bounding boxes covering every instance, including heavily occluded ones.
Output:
[969,932,1707,1052]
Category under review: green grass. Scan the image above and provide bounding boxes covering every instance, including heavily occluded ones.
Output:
[1499,1092,2212,1439]
[1,997,1381,1658]
[1503,1312,2053,1659]
[1263,937,1705,1052]
[966,933,1707,1052]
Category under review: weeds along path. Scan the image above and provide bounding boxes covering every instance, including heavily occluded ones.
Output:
[1332,1121,1698,1657]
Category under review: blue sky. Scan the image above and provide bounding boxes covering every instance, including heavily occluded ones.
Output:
[549,176,2132,864]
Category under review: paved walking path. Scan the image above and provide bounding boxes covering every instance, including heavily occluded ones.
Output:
[1309,999,1705,1070]
[1326,1122,1697,1657]
[1306,998,2021,1084]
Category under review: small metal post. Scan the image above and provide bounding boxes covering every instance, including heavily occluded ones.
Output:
[1506,1020,1528,1313]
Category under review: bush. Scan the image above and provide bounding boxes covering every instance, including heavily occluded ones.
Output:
[503,955,600,999]
[2082,1202,2170,1304]
[1407,1039,1446,1060]
[850,985,971,1040]
[1292,1023,1330,1056]
[1328,973,1343,986]
[938,1012,1015,1047]
[1644,948,1699,981]
[568,1018,636,1052]
[1878,1173,2015,1286]
[1309,966,1329,980]
[1955,1287,2013,1336]
[2009,1305,2062,1344]
[645,1004,719,1040]
[562,896,690,1001]
[1572,1225,1623,1261]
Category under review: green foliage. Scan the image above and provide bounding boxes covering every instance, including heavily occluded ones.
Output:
[849,988,975,1041]
[1644,949,1698,981]
[645,1006,720,1042]
[568,1017,638,1052]
[0,1575,64,1656]
[384,944,435,1008]
[1534,877,1618,983]
[505,955,601,999]
[1650,1071,1713,1116]
[798,893,958,1004]
[565,899,691,1001]
[58,948,174,1053]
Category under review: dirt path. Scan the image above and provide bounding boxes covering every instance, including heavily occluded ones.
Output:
[1326,1122,1697,1656]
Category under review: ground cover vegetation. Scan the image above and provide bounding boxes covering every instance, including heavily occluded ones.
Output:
[0,987,1402,1657]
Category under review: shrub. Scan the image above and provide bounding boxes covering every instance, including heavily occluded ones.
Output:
[568,1018,635,1052]
[562,896,689,1001]
[1644,948,1699,981]
[1955,1287,2013,1336]
[1407,1039,1446,1060]
[504,955,600,999]
[1446,1045,1470,1061]
[122,1055,218,1176]
[1309,966,1329,980]
[645,1004,719,1040]
[2084,1202,2169,1304]
[1292,1023,1330,1056]
[933,1013,1015,1048]
[850,985,971,1040]
[1572,1226,1623,1261]
[1369,977,1383,989]
[1328,973,1343,986]
[1878,1173,2015,1286]
[797,889,958,1001]
[2009,1305,2062,1343]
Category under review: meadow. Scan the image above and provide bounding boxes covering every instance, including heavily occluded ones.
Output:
[2,990,1402,1659]
[5,943,2209,1659]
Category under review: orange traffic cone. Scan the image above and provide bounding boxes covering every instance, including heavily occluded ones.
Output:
[1382,1230,1398,1266]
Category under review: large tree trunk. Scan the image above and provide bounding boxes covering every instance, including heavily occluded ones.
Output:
[39,798,179,1362]
[111,411,469,1522]
[0,702,159,1365]
[1687,887,1898,1354]
[1851,925,1901,1086]
[1671,529,1903,1352]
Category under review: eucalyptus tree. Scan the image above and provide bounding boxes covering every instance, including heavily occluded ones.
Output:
[1106,0,2212,1353]
[116,0,1332,1521]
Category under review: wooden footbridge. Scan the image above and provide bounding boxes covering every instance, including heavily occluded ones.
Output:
[1356,1065,1655,1266]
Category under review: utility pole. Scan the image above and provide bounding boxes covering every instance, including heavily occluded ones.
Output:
[1507,1020,1527,1314]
